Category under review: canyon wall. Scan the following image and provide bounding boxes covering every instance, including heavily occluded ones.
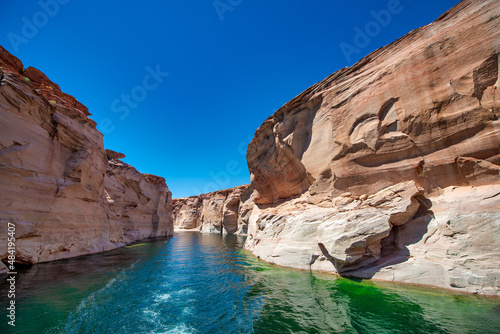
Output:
[1,0,499,297]
[0,47,173,264]
[173,185,251,234]
[105,150,174,243]
[244,0,500,295]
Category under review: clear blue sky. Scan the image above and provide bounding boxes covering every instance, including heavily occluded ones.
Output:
[1,0,461,198]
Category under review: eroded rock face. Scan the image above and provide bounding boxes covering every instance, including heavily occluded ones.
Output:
[247,0,500,204]
[104,154,173,243]
[172,196,203,230]
[244,0,500,295]
[0,46,173,264]
[245,181,423,272]
[246,182,500,295]
[172,185,251,234]
[358,185,500,296]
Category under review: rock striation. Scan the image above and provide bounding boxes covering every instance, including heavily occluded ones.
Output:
[173,185,251,234]
[105,150,174,243]
[0,47,173,264]
[243,0,500,295]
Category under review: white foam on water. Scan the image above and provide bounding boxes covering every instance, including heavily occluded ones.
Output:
[61,261,139,332]
[182,307,193,316]
[104,276,117,288]
[142,308,160,324]
[72,269,125,313]
[175,288,194,296]
[154,293,172,302]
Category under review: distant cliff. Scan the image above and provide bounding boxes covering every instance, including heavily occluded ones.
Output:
[172,185,251,234]
[242,0,500,296]
[0,46,173,267]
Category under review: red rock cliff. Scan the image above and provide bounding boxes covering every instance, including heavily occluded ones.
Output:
[0,47,173,264]
[244,0,500,296]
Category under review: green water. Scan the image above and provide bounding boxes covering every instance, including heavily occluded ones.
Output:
[1,232,499,333]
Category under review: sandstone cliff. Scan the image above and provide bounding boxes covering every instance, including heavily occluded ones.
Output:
[0,47,173,264]
[1,0,499,297]
[173,185,251,234]
[105,150,174,242]
[244,0,500,295]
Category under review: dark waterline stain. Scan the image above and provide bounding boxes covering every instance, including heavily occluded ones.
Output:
[1,232,499,334]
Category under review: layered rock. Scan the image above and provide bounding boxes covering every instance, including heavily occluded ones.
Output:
[246,181,424,271]
[104,150,173,243]
[244,0,500,295]
[173,185,251,234]
[0,46,173,264]
[248,0,500,204]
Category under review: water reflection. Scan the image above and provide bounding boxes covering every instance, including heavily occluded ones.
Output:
[0,232,499,334]
[251,266,500,334]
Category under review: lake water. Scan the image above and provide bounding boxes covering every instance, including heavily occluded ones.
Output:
[1,232,499,333]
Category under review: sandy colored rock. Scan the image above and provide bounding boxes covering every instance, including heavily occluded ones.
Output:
[0,0,499,297]
[173,185,250,234]
[245,181,423,272]
[172,196,203,230]
[105,149,126,160]
[247,0,500,204]
[0,48,173,265]
[244,0,500,296]
[104,156,173,243]
[351,185,500,296]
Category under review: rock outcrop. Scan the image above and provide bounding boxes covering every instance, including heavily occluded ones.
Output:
[244,0,500,295]
[104,150,173,243]
[173,185,251,234]
[248,0,500,204]
[0,46,173,264]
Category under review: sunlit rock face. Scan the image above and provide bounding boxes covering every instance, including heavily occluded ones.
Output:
[104,150,174,243]
[172,185,252,235]
[0,47,173,264]
[244,0,500,296]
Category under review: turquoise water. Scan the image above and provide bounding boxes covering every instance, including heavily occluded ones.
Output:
[1,232,499,333]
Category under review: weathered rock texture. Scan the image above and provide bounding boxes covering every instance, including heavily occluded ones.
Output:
[0,47,173,264]
[244,0,500,295]
[105,150,173,243]
[173,185,251,234]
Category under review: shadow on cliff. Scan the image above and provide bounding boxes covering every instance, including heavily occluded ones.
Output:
[326,196,435,280]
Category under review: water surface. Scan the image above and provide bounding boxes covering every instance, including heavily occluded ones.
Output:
[1,232,499,333]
